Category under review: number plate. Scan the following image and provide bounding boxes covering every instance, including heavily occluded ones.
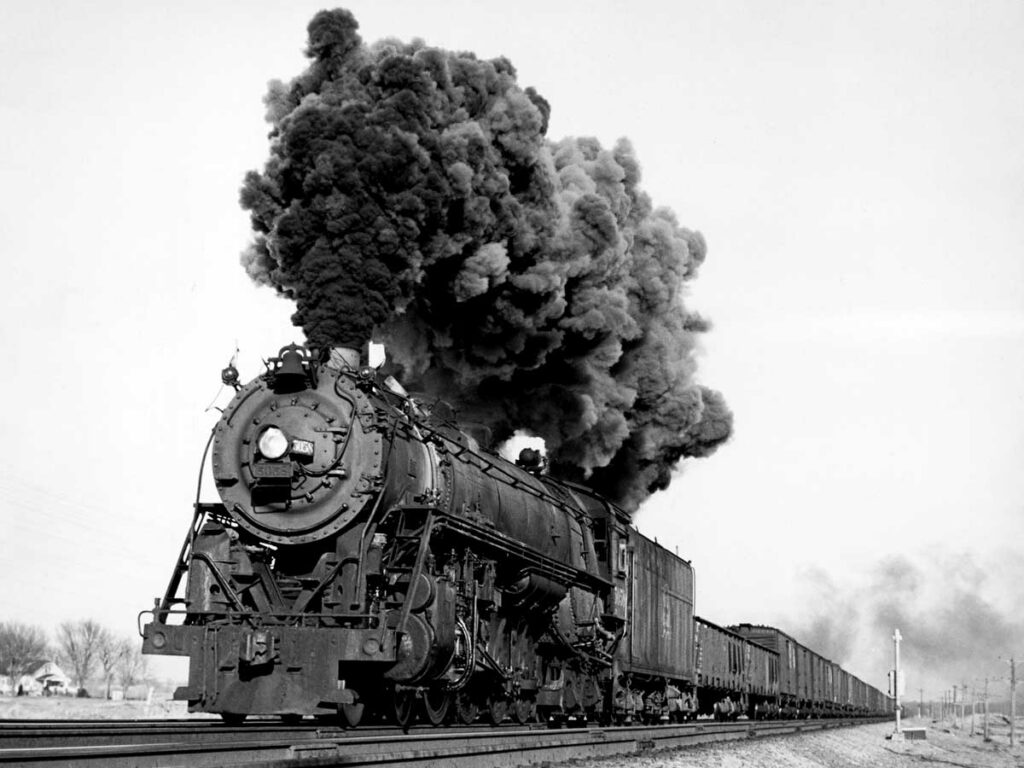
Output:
[252,462,293,478]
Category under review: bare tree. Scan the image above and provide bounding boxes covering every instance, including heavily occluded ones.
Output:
[56,620,105,695]
[117,638,148,691]
[0,622,48,694]
[95,629,120,699]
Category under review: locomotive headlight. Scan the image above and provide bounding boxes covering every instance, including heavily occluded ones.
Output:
[257,427,290,460]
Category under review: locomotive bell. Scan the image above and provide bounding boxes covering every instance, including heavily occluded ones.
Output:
[273,344,308,391]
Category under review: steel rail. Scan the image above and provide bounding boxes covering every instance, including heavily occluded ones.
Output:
[0,720,324,749]
[0,719,525,749]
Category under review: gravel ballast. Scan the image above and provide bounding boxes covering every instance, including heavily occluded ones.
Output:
[565,719,1024,768]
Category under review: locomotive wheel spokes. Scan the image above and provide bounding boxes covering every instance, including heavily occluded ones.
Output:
[341,701,365,728]
[486,695,508,725]
[454,691,478,725]
[512,696,536,724]
[392,688,416,729]
[422,687,451,726]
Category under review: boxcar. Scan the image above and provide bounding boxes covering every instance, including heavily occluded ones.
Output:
[850,674,866,714]
[746,635,779,718]
[693,617,745,718]
[833,663,848,714]
[809,651,830,716]
[694,617,778,719]
[730,624,827,717]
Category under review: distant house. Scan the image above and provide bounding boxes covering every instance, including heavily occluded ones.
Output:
[2,661,70,696]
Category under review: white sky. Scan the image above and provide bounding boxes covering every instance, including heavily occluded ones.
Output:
[1,1,1022,696]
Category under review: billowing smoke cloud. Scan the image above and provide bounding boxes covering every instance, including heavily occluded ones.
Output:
[783,551,1024,697]
[240,8,732,511]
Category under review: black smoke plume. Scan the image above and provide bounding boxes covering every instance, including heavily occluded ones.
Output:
[240,8,732,511]
[783,552,1024,694]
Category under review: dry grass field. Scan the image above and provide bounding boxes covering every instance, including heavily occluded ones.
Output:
[0,694,210,720]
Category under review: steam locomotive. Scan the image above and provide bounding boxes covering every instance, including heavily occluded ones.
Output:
[141,344,890,725]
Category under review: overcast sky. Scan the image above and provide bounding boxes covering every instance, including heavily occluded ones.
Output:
[1,0,1022,698]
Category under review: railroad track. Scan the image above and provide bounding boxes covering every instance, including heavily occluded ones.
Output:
[0,717,888,767]
[0,719,513,749]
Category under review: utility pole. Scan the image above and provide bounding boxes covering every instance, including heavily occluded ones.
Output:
[1011,658,1017,748]
[953,685,958,728]
[893,629,902,735]
[984,677,990,741]
[969,685,975,736]
[919,688,924,720]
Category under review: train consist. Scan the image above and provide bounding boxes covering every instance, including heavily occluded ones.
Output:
[141,344,891,725]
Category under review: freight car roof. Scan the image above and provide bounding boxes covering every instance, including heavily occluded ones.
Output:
[695,616,777,655]
[731,624,890,701]
[729,623,834,662]
[630,526,694,566]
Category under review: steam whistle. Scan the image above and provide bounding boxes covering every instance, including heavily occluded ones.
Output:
[516,448,547,475]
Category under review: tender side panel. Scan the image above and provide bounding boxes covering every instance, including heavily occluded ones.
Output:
[623,532,694,682]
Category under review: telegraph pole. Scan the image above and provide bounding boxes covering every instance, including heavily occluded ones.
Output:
[1011,658,1017,748]
[919,688,924,720]
[893,629,902,735]
[953,685,958,728]
[969,684,975,736]
[984,677,990,741]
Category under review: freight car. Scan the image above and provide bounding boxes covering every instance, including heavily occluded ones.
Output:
[729,624,893,719]
[140,343,891,726]
[694,617,778,720]
[616,526,695,723]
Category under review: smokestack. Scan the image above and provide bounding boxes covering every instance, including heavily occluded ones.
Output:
[327,347,360,371]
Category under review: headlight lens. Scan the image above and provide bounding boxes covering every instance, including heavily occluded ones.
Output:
[258,427,290,460]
